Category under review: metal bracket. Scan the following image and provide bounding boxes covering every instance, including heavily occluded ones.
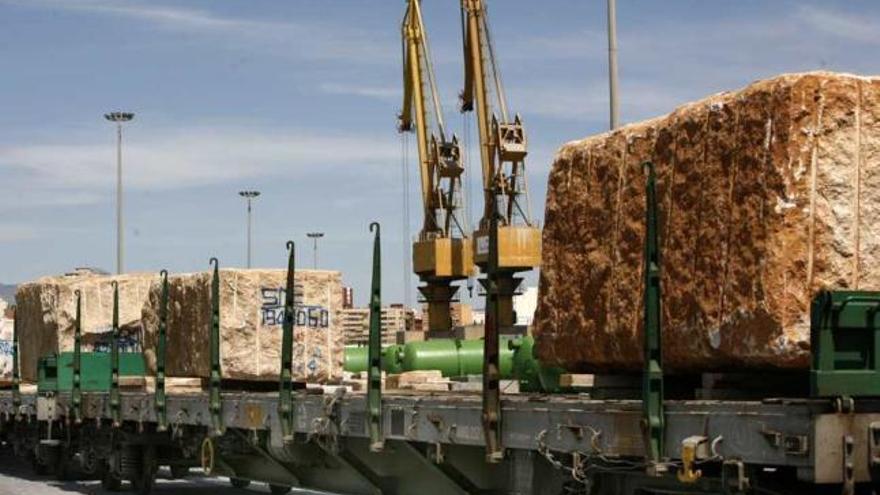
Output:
[721,460,749,494]
[279,242,296,443]
[315,439,382,495]
[869,422,880,483]
[208,258,224,436]
[367,222,384,452]
[400,441,476,495]
[11,305,20,417]
[842,434,854,495]
[110,281,121,428]
[72,290,83,424]
[480,195,503,464]
[641,162,665,472]
[677,436,707,483]
[155,270,169,432]
[834,396,855,414]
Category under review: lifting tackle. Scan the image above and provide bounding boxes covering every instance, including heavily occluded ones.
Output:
[12,304,20,417]
[155,270,169,432]
[459,0,540,329]
[279,241,296,442]
[641,162,665,473]
[110,281,121,427]
[481,194,503,463]
[209,257,224,436]
[72,290,83,424]
[400,0,473,336]
[367,222,384,452]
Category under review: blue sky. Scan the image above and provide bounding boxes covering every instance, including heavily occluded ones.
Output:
[1,0,878,307]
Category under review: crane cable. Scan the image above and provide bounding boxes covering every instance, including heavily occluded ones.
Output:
[401,131,412,308]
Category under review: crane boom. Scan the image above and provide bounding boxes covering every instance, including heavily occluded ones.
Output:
[399,0,474,336]
[460,0,533,231]
[460,0,541,328]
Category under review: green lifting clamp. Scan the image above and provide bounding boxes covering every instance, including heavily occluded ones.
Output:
[110,281,122,427]
[367,222,384,452]
[279,242,296,443]
[72,290,83,424]
[11,305,20,418]
[641,162,665,473]
[209,258,224,436]
[481,196,504,464]
[155,270,169,432]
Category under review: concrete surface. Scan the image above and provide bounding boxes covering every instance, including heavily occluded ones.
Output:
[0,454,328,495]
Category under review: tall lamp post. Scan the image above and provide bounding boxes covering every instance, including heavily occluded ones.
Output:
[239,190,261,268]
[306,232,324,269]
[607,0,620,130]
[104,111,134,275]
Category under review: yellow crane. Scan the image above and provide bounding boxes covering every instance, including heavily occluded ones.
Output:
[399,0,474,336]
[460,0,540,328]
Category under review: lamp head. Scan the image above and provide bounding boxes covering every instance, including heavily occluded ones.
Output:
[104,112,134,122]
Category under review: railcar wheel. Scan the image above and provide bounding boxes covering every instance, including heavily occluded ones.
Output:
[55,446,75,481]
[100,465,122,492]
[130,446,157,495]
[230,477,251,488]
[170,464,189,479]
[31,455,48,476]
[200,437,215,475]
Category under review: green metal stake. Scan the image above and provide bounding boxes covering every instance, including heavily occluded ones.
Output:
[641,162,665,472]
[480,195,504,464]
[367,222,384,452]
[209,258,224,436]
[11,305,20,418]
[279,242,296,442]
[110,281,121,427]
[72,290,83,424]
[156,270,169,432]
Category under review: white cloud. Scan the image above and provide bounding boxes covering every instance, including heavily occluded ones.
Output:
[319,82,400,101]
[509,79,683,122]
[0,0,395,64]
[0,224,40,242]
[0,126,399,207]
[797,5,880,45]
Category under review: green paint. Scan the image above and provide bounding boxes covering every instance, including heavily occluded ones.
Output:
[641,162,664,465]
[811,290,880,397]
[367,222,384,452]
[38,352,146,393]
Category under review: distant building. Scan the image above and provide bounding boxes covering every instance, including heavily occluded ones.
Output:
[341,304,420,346]
[514,286,538,326]
[467,286,537,328]
[450,303,473,327]
[342,286,354,309]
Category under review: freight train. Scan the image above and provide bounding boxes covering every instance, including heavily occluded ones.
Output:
[0,164,876,495]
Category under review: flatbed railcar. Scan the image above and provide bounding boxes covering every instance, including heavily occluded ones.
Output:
[0,385,876,494]
[1,168,878,495]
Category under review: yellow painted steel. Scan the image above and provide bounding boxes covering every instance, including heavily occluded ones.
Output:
[400,0,473,333]
[413,237,473,278]
[473,225,541,270]
[460,0,541,326]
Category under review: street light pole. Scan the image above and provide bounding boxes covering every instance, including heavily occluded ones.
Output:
[239,190,261,268]
[306,232,324,269]
[607,0,620,130]
[104,111,134,275]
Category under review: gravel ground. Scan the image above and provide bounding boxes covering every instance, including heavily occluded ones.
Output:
[0,455,328,495]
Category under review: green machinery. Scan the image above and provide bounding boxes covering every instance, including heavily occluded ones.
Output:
[810,290,880,398]
[343,336,562,392]
[344,344,404,375]
[37,352,146,394]
[36,284,148,396]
